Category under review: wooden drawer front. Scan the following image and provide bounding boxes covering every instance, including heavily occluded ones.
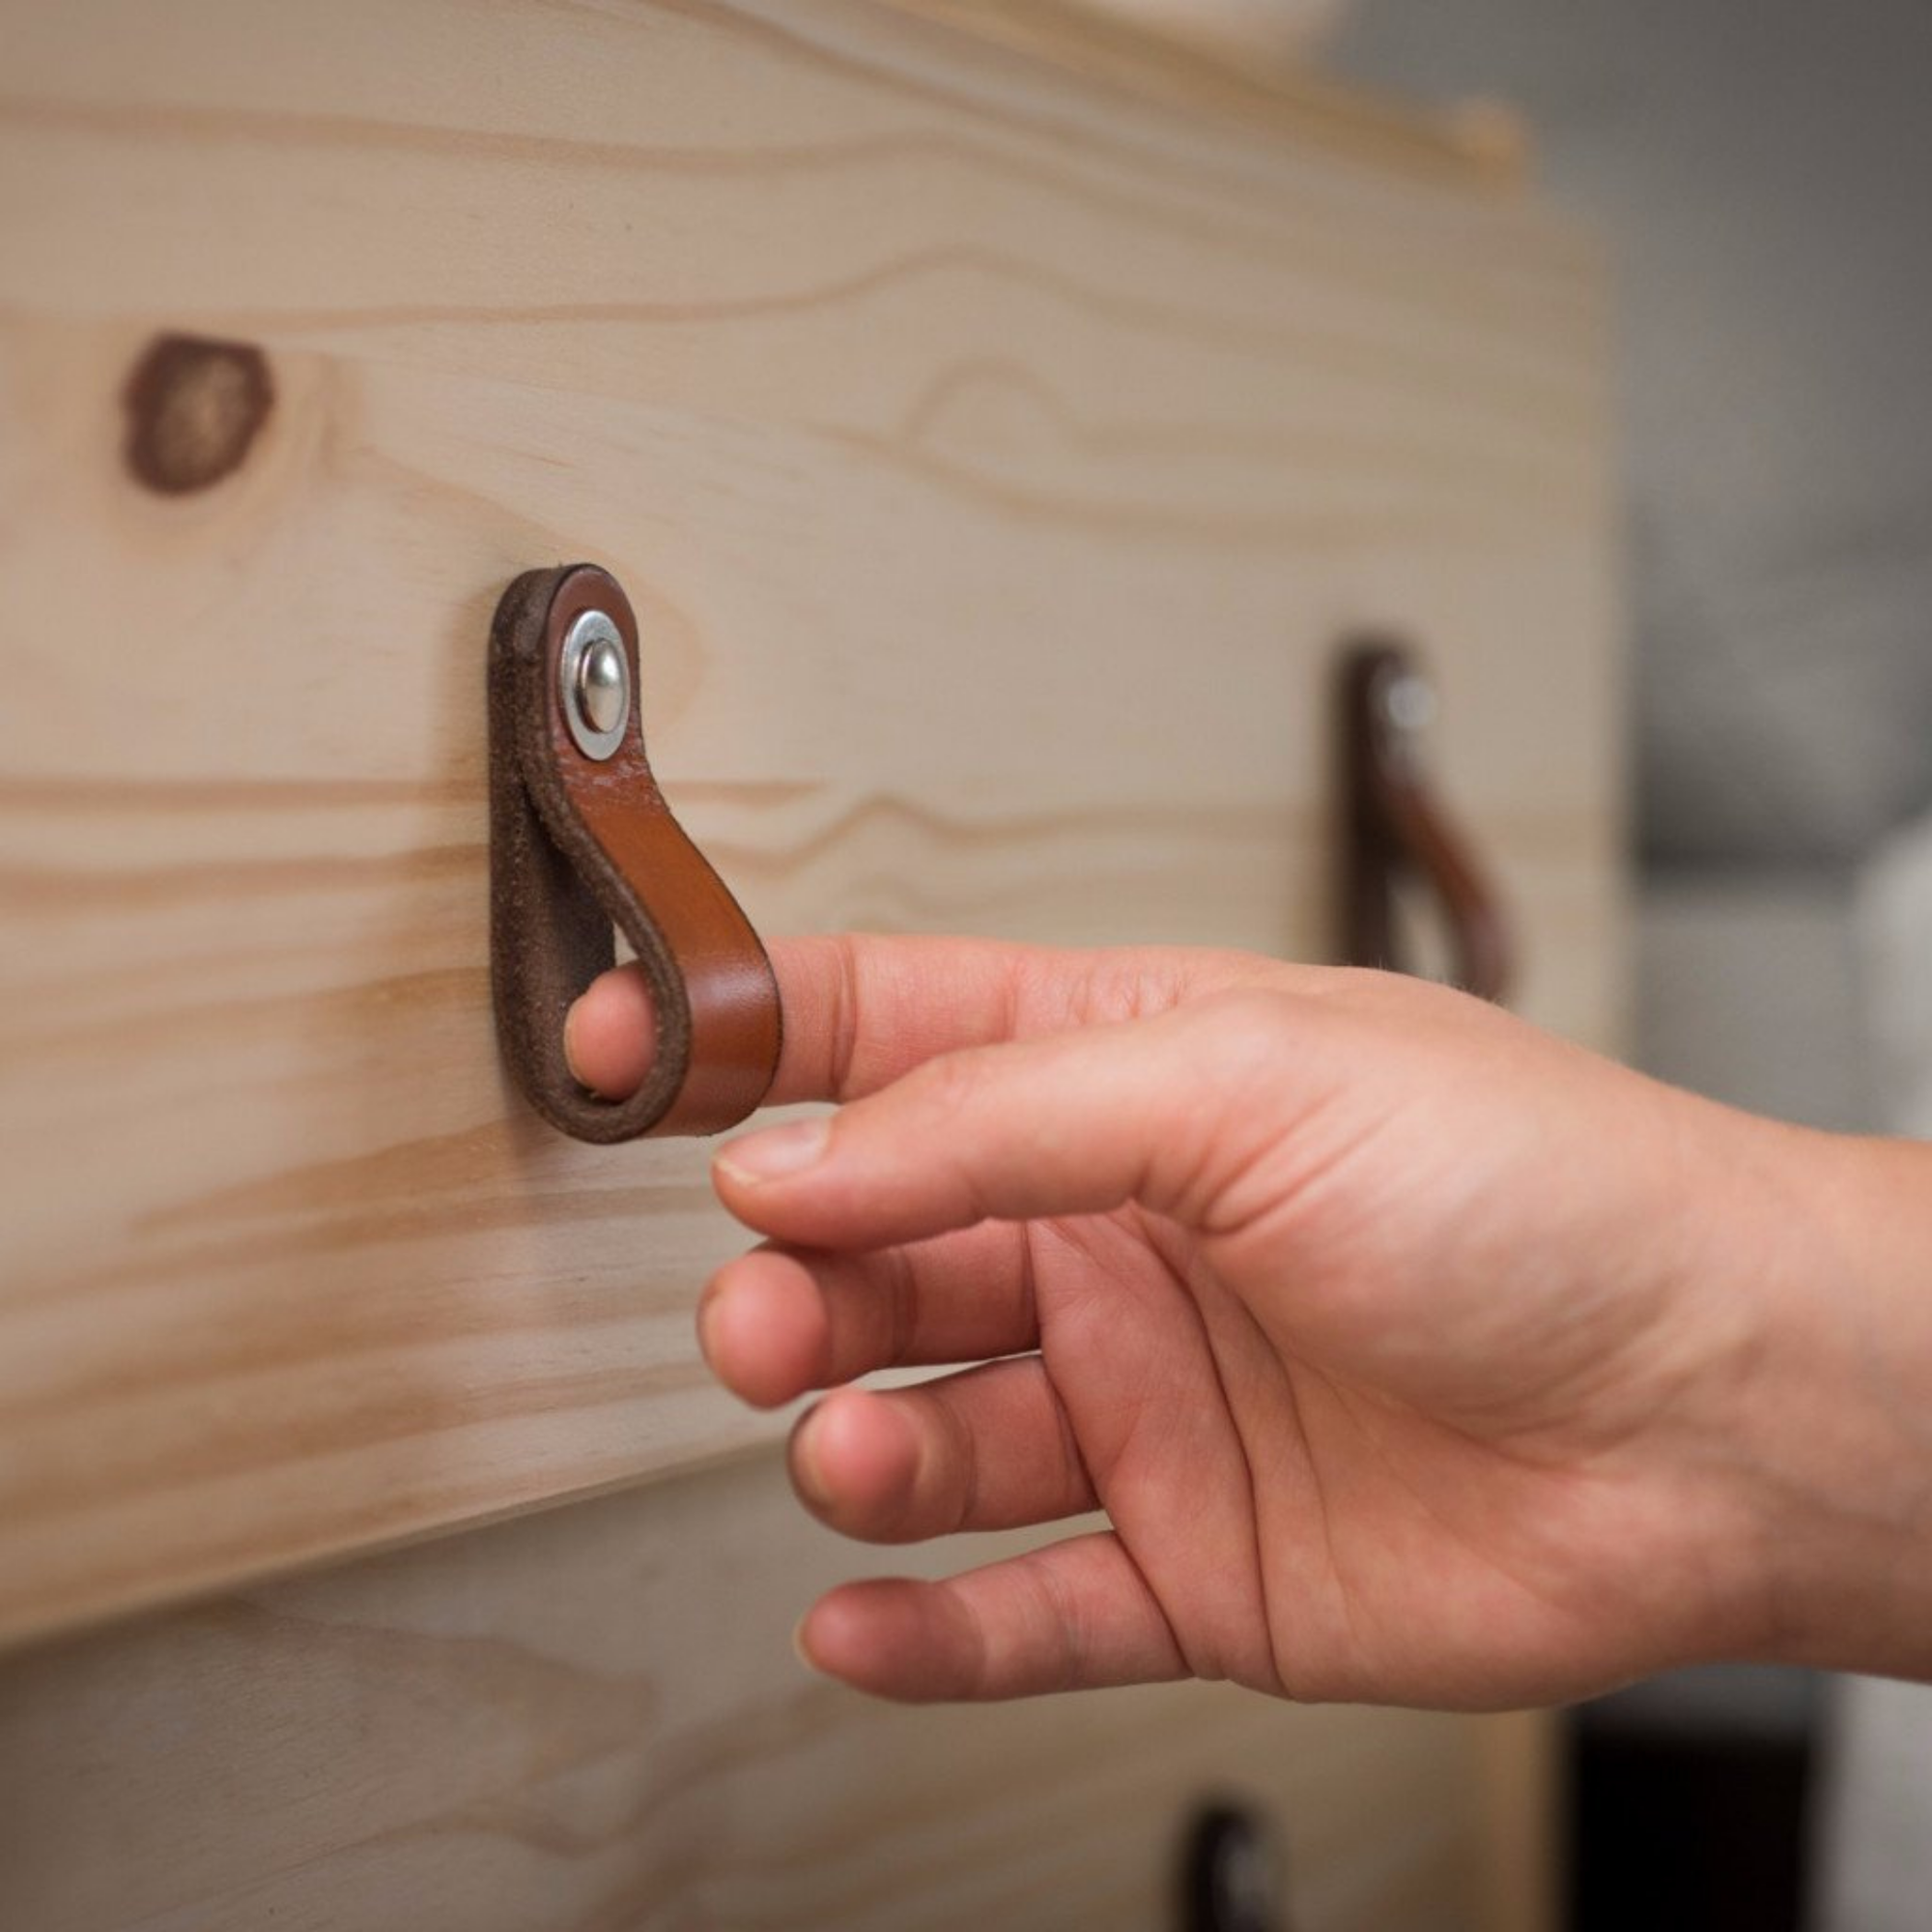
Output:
[0,0,1619,1646]
[0,1454,1543,1932]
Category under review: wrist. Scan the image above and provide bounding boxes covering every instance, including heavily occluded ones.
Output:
[1715,1127,1932,1676]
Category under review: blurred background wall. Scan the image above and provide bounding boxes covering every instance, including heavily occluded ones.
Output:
[1313,4,1932,1927]
[1327,0,1932,882]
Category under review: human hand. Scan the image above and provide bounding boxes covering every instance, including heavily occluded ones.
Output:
[566,936,1930,1705]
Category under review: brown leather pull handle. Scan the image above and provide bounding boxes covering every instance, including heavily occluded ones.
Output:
[489,564,782,1140]
[1338,639,1514,1004]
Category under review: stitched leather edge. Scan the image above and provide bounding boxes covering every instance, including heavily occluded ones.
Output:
[489,564,782,1141]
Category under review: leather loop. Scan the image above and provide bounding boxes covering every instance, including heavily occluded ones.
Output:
[1338,639,1514,1004]
[489,564,782,1140]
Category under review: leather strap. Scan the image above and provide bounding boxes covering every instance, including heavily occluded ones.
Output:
[489,564,782,1140]
[1338,639,1514,1005]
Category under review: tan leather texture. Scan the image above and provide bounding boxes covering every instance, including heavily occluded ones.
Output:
[489,564,782,1140]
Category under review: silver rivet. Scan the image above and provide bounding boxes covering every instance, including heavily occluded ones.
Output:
[1378,667,1435,737]
[1369,661,1434,777]
[558,610,630,760]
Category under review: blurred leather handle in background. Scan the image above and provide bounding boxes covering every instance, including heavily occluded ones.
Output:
[1337,639,1514,1004]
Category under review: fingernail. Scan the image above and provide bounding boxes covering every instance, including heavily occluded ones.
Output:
[790,1406,834,1511]
[715,1118,830,1186]
[562,995,592,1089]
[791,1611,820,1672]
[694,1286,721,1365]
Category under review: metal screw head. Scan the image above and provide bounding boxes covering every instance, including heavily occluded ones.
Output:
[1377,665,1435,737]
[558,610,630,760]
[1368,660,1434,778]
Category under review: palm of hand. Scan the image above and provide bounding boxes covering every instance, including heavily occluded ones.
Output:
[708,1065,1733,1707]
[1019,1151,1714,1712]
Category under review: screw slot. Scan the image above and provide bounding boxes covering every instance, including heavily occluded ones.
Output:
[558,610,630,760]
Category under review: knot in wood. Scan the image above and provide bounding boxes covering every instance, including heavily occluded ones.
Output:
[123,333,274,495]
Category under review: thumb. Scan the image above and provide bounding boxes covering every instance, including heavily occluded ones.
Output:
[710,988,1305,1251]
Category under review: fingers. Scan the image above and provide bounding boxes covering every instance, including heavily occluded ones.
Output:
[796,1531,1187,1700]
[713,991,1294,1253]
[785,1359,1096,1543]
[562,961,658,1104]
[564,932,1279,1107]
[698,1222,1038,1408]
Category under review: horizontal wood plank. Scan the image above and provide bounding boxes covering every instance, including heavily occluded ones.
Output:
[0,1451,1534,1932]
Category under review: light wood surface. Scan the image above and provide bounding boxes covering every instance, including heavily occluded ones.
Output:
[0,1449,1540,1932]
[0,0,1622,1655]
[889,0,1529,184]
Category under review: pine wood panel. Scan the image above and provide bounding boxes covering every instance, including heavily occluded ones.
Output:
[0,0,1589,434]
[889,0,1527,183]
[0,0,1622,1649]
[0,1449,1542,1932]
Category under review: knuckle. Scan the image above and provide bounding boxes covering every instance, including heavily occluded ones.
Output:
[1181,987,1302,1089]
[933,1395,980,1538]
[825,933,867,1095]
[819,1255,886,1382]
[1025,1555,1090,1694]
[876,1247,919,1371]
[912,1046,990,1121]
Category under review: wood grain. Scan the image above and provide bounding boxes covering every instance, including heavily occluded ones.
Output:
[0,0,1622,1650]
[0,1450,1539,1932]
[889,0,1531,185]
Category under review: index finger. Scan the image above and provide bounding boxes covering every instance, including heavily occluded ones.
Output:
[563,932,1283,1109]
